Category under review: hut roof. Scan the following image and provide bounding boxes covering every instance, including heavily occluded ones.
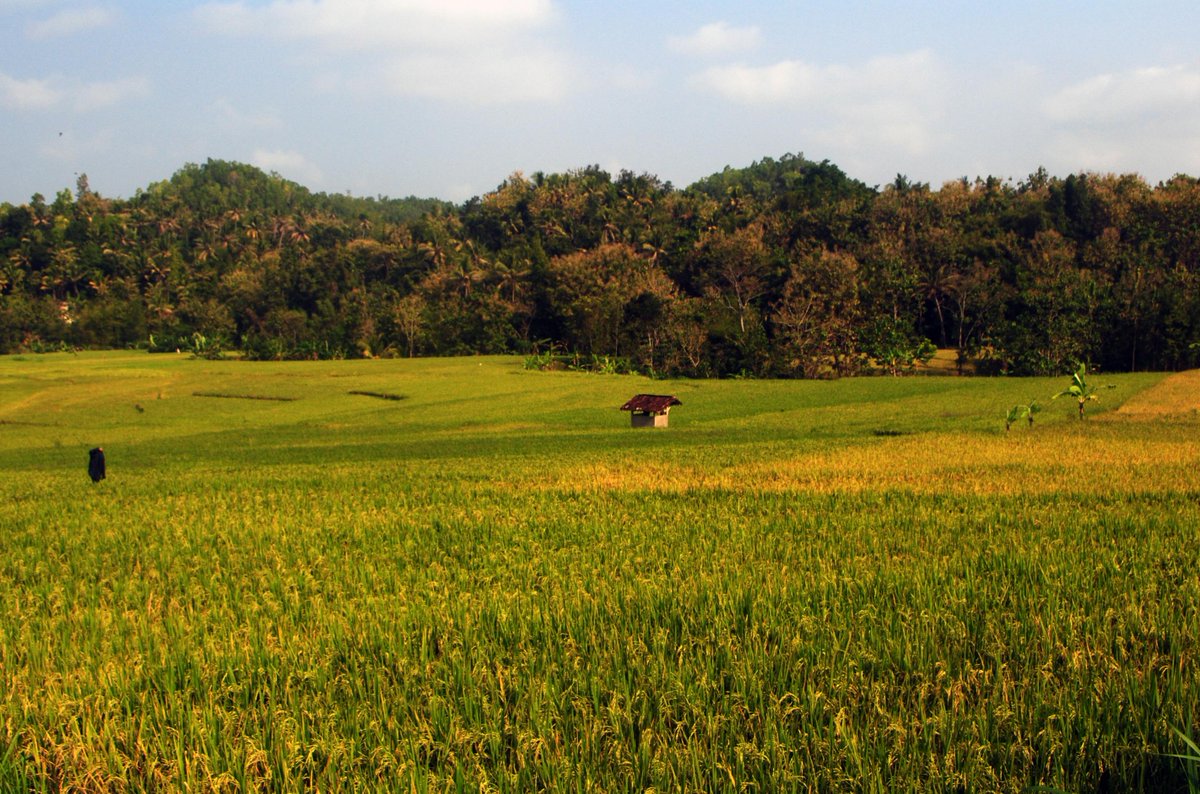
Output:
[620,394,682,413]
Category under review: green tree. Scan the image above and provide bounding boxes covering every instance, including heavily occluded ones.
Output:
[771,249,862,378]
[860,317,935,376]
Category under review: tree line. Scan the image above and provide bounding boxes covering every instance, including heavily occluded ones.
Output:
[1,155,1198,376]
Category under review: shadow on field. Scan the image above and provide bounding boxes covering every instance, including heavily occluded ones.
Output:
[111,420,842,472]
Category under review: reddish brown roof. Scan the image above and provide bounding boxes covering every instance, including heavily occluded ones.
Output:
[620,394,681,413]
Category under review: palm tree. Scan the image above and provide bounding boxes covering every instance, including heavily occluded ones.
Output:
[143,250,172,285]
[43,244,88,299]
[489,258,529,305]
[447,257,483,298]
[418,240,447,270]
[155,216,182,244]
[640,241,668,265]
[3,250,30,293]
[919,260,959,347]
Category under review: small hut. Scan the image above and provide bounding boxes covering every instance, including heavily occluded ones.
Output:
[620,394,681,428]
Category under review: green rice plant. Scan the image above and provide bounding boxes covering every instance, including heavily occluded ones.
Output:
[0,352,1195,791]
[1167,725,1200,793]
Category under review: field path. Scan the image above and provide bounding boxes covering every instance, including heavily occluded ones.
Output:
[1113,368,1200,417]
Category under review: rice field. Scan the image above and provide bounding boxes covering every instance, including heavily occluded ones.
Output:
[0,351,1198,792]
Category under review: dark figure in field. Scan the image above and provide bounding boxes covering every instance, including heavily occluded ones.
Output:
[88,447,105,483]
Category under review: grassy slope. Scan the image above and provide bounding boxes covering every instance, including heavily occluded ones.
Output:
[0,352,1197,792]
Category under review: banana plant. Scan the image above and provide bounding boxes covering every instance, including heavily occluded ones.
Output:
[1026,399,1041,427]
[1004,400,1042,431]
[1053,362,1099,419]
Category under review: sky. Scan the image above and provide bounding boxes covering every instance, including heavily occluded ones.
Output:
[2,0,1200,205]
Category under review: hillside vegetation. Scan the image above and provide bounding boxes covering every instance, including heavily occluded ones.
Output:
[1,353,1197,791]
[2,156,1199,376]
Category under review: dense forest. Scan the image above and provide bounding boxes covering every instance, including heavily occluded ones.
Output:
[1,155,1198,376]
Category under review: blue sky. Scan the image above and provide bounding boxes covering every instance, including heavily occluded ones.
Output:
[2,0,1199,204]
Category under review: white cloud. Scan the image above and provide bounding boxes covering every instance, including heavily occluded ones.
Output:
[26,6,115,38]
[698,60,814,104]
[39,127,117,162]
[1043,124,1200,178]
[668,21,761,57]
[0,71,62,108]
[195,0,569,104]
[0,71,149,111]
[212,98,283,131]
[0,0,54,10]
[444,182,478,202]
[600,64,657,93]
[1036,63,1200,177]
[1041,69,1200,177]
[75,76,150,110]
[252,148,324,185]
[1044,64,1200,124]
[693,50,949,157]
[195,0,555,50]
[384,48,570,104]
[695,50,941,105]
